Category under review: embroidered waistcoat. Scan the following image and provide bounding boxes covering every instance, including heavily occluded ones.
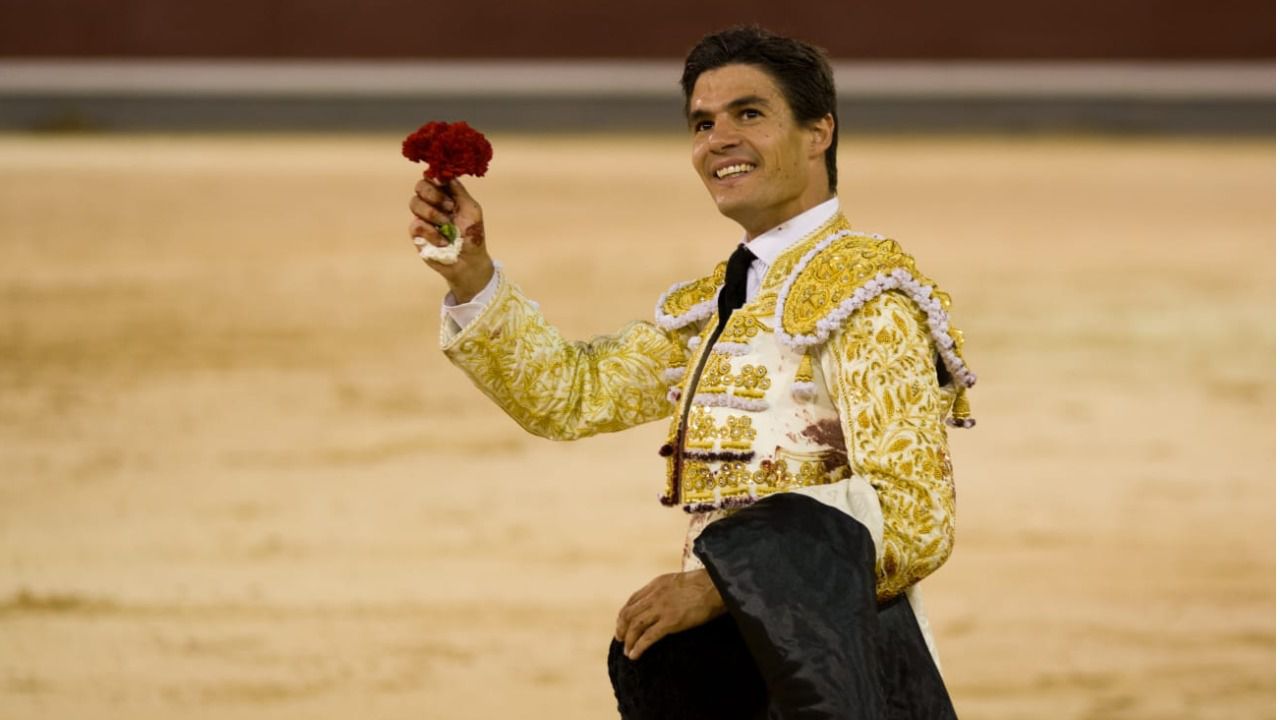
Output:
[653,213,975,511]
[441,211,976,601]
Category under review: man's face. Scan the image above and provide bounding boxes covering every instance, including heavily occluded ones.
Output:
[688,63,827,237]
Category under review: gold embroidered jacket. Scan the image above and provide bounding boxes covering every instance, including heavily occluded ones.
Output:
[441,213,976,601]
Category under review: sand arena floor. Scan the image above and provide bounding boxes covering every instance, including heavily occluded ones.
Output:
[0,133,1273,719]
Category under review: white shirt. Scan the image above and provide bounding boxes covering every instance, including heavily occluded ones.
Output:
[441,197,841,331]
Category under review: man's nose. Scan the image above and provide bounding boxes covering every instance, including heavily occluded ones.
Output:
[708,119,741,151]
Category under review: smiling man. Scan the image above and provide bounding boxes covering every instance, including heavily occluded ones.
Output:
[689,67,834,240]
[409,25,974,719]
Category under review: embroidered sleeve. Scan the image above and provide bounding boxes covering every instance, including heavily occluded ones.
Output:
[820,291,956,602]
[442,269,694,441]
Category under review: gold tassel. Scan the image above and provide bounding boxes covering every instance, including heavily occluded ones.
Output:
[947,386,975,428]
[795,352,814,384]
[667,343,686,370]
[791,352,817,402]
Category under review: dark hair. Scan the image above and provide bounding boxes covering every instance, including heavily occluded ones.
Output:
[681,26,838,193]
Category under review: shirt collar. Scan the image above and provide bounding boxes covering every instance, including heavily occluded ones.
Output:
[743,197,840,266]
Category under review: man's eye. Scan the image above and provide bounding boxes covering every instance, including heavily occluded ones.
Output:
[741,108,762,119]
[694,121,714,132]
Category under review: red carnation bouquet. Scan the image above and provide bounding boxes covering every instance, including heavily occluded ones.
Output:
[402,121,492,245]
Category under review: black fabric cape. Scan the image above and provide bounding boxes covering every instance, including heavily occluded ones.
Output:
[608,493,958,719]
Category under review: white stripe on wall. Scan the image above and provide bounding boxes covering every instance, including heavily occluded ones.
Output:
[0,60,1272,99]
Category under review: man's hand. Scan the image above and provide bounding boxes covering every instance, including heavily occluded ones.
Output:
[614,569,727,660]
[408,176,494,302]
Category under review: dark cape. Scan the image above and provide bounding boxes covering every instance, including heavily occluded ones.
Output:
[608,493,958,719]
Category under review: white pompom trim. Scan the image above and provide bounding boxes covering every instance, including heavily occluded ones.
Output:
[662,367,687,383]
[710,341,751,356]
[791,381,818,402]
[655,279,718,331]
[416,234,463,265]
[773,230,977,389]
[691,393,769,412]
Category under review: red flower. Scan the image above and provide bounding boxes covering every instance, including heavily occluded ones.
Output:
[401,121,493,182]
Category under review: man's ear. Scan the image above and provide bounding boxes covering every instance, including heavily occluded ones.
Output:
[809,113,835,158]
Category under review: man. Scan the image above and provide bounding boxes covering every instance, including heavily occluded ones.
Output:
[408,26,974,719]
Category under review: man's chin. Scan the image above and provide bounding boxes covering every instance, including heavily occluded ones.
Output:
[711,194,753,225]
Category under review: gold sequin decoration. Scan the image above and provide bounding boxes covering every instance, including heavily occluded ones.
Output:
[694,356,772,401]
[731,365,771,399]
[682,454,847,497]
[718,312,769,345]
[680,407,758,451]
[720,416,757,450]
[685,406,719,449]
[697,353,735,394]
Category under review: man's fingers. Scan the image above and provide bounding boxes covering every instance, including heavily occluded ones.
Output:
[623,613,657,657]
[627,621,669,661]
[616,574,670,642]
[409,219,450,248]
[615,599,644,642]
[409,196,452,226]
[414,179,455,211]
[448,180,481,225]
[448,178,475,206]
[615,580,661,639]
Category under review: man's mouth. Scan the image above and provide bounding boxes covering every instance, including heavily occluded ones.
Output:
[714,163,756,180]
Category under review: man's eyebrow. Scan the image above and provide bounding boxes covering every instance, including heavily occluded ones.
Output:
[688,95,772,124]
[727,95,771,111]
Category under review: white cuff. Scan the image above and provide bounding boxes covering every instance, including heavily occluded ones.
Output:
[441,265,501,330]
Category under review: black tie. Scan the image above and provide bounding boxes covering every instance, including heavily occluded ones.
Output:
[715,244,756,335]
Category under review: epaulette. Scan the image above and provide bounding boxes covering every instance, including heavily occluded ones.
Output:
[654,261,727,331]
[773,230,977,426]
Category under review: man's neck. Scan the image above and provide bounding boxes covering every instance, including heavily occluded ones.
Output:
[741,197,841,268]
[740,193,837,241]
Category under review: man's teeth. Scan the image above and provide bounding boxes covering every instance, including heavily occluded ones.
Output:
[715,163,755,179]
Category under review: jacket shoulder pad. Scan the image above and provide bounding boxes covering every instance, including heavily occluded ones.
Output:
[654,262,727,331]
[774,230,976,388]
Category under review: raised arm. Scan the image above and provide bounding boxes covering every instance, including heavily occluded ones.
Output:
[408,174,692,441]
[820,291,957,602]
